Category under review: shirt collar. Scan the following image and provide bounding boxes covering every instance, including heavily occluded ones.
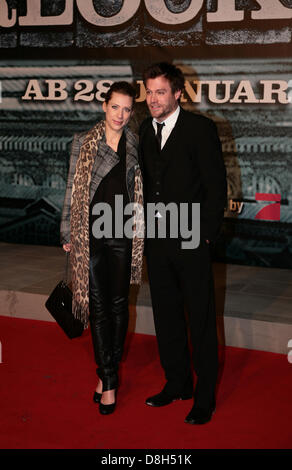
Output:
[153,105,180,129]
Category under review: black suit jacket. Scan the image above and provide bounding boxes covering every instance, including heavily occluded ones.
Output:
[139,108,227,243]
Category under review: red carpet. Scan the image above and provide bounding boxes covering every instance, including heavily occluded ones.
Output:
[0,315,291,449]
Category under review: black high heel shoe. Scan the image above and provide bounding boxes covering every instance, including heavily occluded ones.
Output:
[99,391,116,415]
[93,391,102,404]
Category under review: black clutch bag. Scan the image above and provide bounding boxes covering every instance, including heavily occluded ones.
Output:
[45,253,84,339]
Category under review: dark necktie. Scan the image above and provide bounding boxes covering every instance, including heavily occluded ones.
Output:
[155,122,165,150]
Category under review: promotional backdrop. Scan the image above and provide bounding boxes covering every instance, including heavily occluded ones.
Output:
[0,0,292,268]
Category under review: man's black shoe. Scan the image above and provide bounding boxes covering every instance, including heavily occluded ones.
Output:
[184,405,216,425]
[145,389,193,407]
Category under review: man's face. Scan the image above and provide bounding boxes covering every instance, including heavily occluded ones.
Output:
[145,76,181,122]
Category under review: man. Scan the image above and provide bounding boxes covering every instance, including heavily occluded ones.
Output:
[139,62,227,425]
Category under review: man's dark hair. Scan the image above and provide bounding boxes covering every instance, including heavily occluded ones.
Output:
[104,81,136,105]
[143,62,185,94]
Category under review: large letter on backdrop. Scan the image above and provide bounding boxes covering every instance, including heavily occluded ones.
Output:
[252,0,292,20]
[260,80,290,104]
[19,0,73,26]
[0,0,16,27]
[207,0,244,22]
[144,0,204,24]
[76,0,140,27]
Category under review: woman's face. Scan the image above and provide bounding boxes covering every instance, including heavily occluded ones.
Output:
[102,91,133,133]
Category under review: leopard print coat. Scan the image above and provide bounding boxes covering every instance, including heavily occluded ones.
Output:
[63,121,144,327]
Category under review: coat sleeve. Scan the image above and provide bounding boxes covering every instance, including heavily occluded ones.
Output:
[195,118,227,243]
[138,118,152,178]
[60,134,81,245]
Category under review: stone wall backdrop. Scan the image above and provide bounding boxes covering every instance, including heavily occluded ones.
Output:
[0,0,291,267]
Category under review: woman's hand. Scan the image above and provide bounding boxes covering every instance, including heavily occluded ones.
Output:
[63,243,71,252]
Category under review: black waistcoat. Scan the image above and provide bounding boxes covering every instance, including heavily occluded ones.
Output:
[142,124,172,205]
[142,123,183,241]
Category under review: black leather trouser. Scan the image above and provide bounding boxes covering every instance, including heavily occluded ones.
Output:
[89,237,132,392]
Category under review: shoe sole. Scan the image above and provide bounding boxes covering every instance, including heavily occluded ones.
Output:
[99,403,116,415]
[145,395,193,407]
[184,409,216,425]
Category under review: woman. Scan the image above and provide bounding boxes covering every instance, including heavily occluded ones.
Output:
[60,82,144,415]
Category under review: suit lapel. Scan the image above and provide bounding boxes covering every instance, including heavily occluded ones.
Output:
[125,127,138,172]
